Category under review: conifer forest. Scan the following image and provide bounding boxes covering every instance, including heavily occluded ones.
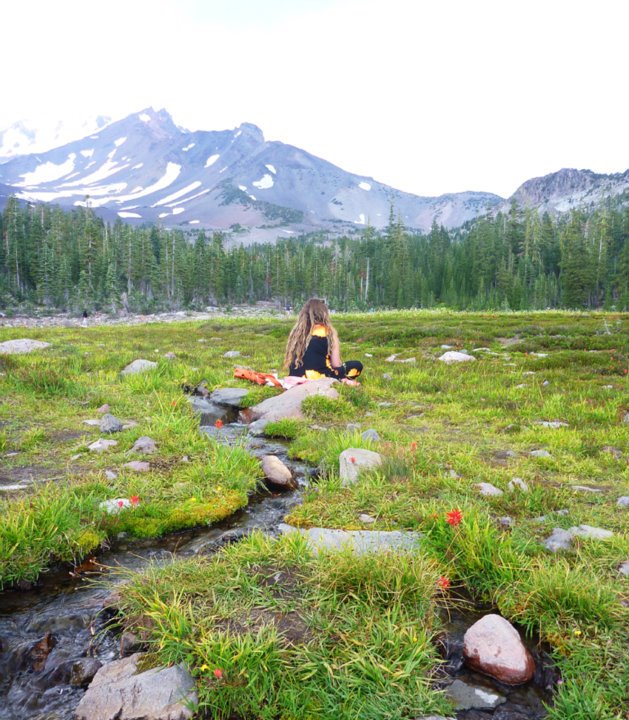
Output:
[1,197,628,313]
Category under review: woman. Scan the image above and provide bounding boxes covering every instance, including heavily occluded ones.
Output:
[283,298,363,385]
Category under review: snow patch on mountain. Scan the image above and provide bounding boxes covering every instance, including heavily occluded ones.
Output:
[118,211,142,218]
[359,181,371,191]
[266,164,277,174]
[114,137,127,147]
[18,154,76,186]
[252,173,274,189]
[182,143,195,152]
[205,154,220,168]
[152,181,202,207]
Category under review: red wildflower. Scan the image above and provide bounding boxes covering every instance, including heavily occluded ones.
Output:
[437,576,450,589]
[349,456,356,464]
[171,400,177,407]
[130,495,140,506]
[445,508,463,526]
[213,668,223,679]
[410,441,418,452]
[215,419,224,429]
[117,500,125,508]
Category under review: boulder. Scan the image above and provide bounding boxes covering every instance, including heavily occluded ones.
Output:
[339,448,383,486]
[438,351,475,364]
[463,614,535,685]
[361,429,381,442]
[121,359,158,376]
[475,482,503,497]
[249,377,339,423]
[209,387,250,407]
[75,652,197,720]
[508,477,529,492]
[132,436,158,454]
[99,414,124,434]
[0,339,50,355]
[543,528,574,552]
[261,455,295,489]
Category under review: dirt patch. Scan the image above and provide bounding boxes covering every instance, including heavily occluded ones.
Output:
[48,430,91,443]
[217,607,312,647]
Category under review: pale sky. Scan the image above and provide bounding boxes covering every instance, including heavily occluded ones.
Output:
[2,0,628,198]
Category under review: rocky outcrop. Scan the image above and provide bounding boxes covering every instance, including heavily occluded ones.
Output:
[249,378,339,425]
[0,338,50,354]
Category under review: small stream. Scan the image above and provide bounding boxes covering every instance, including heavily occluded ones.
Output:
[0,405,556,720]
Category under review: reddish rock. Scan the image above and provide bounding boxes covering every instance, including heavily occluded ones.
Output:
[463,614,535,685]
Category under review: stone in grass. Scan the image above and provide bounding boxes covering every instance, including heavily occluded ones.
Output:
[445,679,506,710]
[619,561,629,576]
[123,461,151,473]
[617,496,629,508]
[120,359,158,376]
[508,477,529,492]
[530,449,552,458]
[88,439,118,452]
[99,498,131,514]
[209,387,249,407]
[536,420,569,429]
[261,455,295,489]
[249,377,338,424]
[359,513,376,524]
[475,482,504,497]
[438,351,476,364]
[543,528,574,552]
[75,652,197,720]
[339,448,383,486]
[623,412,629,424]
[223,350,241,358]
[361,428,380,442]
[0,338,50,355]
[99,414,124,434]
[105,470,117,481]
[570,524,614,540]
[463,614,535,685]
[96,404,110,414]
[132,436,158,454]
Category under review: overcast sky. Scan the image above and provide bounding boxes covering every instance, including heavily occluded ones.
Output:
[2,0,628,197]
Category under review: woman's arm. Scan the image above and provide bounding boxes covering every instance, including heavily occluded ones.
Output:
[329,327,342,368]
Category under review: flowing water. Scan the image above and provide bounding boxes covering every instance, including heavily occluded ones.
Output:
[0,412,555,719]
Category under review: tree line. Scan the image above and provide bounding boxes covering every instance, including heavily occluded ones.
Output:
[1,196,628,313]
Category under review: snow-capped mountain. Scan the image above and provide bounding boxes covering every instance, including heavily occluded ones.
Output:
[0,108,501,238]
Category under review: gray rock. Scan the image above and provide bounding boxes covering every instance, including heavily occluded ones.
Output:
[543,528,574,552]
[619,561,629,576]
[261,455,295,488]
[99,414,124,434]
[75,652,197,720]
[339,448,383,486]
[88,439,118,452]
[446,679,506,710]
[617,496,629,508]
[164,352,177,360]
[70,658,103,687]
[438,351,476,364]
[250,377,338,423]
[571,485,603,493]
[346,423,361,431]
[210,387,250,407]
[623,412,629,424]
[96,404,110,414]
[530,449,552,458]
[105,470,117,480]
[508,477,529,492]
[601,445,623,459]
[361,429,381,442]
[536,420,569,428]
[278,524,421,555]
[0,338,50,355]
[223,350,241,358]
[570,524,613,540]
[475,482,503,497]
[121,359,158,376]
[123,461,151,473]
[382,373,393,381]
[498,516,514,527]
[132,436,158,454]
[358,513,376,524]
[99,498,131,514]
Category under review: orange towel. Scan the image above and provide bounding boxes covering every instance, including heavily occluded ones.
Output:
[233,366,283,388]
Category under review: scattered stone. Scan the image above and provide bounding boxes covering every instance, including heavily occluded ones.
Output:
[508,477,529,492]
[378,401,393,407]
[542,380,550,387]
[602,445,623,459]
[121,359,158,376]
[278,524,421,555]
[617,496,629,508]
[446,678,506,710]
[523,371,536,376]
[0,338,50,355]
[249,377,338,424]
[83,419,101,426]
[96,404,110,414]
[463,614,535,685]
[619,561,629,576]
[438,351,476,364]
[543,528,574,552]
[447,469,461,479]
[494,449,518,459]
[623,412,629,424]
[475,482,504,497]
[570,524,614,540]
[88,439,118,452]
[385,354,398,362]
[99,498,131,514]
[498,516,514,527]
[382,373,393,381]
[361,429,380,442]
[122,420,139,430]
[99,414,124,433]
[75,652,197,720]
[346,423,361,431]
[358,513,376,524]
[530,352,548,357]
[441,344,454,349]
[223,350,241,358]
[536,420,569,428]
[339,448,383,486]
[364,352,373,357]
[164,352,176,360]
[515,383,527,389]
[261,455,295,489]
[123,461,151,473]
[70,657,103,688]
[120,631,145,657]
[530,449,552,458]
[209,387,250,407]
[571,485,603,493]
[105,470,117,481]
[132,436,158,454]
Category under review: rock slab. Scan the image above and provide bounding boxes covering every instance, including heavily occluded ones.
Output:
[278,524,421,555]
[0,338,50,355]
[250,377,339,423]
[438,351,476,364]
[339,448,383,486]
[463,614,535,685]
[121,359,158,376]
[75,652,197,720]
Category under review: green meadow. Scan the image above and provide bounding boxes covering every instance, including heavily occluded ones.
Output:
[0,310,627,719]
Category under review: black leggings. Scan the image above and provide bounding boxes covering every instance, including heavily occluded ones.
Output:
[333,360,363,379]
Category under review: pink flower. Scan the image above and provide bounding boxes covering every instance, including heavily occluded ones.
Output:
[437,576,450,589]
[445,508,463,526]
[215,419,224,429]
[213,668,223,679]
[117,500,124,508]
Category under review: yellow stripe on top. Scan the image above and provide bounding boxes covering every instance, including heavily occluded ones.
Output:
[311,324,328,338]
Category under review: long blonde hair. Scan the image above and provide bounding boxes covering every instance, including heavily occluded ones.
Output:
[283,298,338,370]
